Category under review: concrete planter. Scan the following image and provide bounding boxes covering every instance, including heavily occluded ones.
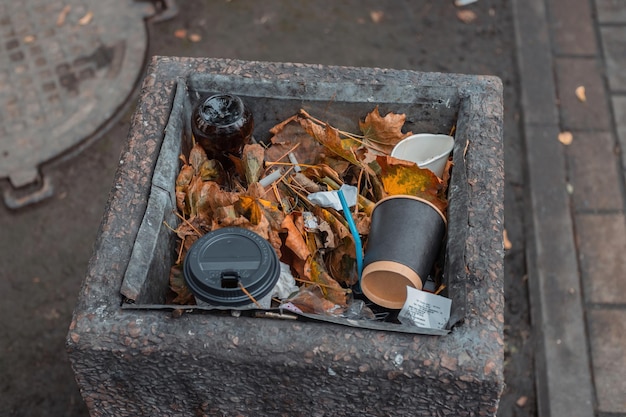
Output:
[67,57,504,417]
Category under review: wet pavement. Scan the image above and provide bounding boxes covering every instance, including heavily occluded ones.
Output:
[0,0,624,416]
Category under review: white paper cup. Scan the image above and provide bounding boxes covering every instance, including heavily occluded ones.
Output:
[391,134,454,178]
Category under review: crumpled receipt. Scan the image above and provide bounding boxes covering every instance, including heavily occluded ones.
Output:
[398,286,451,330]
[307,184,358,211]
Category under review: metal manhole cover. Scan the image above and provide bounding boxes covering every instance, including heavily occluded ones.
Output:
[0,0,150,207]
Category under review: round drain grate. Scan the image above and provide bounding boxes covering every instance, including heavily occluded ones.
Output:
[0,0,150,207]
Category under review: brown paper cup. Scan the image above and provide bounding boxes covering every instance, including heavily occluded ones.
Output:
[361,195,447,309]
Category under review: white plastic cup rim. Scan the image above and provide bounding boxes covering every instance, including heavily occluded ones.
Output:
[390,133,455,178]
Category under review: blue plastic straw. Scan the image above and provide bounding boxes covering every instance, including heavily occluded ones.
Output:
[337,189,363,287]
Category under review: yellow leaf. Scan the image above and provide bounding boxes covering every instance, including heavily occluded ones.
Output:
[377,155,447,214]
[235,196,263,225]
[558,131,573,145]
[78,11,93,26]
[575,86,586,102]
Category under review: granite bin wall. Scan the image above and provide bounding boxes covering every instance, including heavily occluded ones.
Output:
[66,57,504,417]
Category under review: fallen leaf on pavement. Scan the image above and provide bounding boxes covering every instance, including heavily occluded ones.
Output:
[457,9,477,23]
[575,85,586,102]
[370,11,384,23]
[558,131,573,145]
[516,396,528,407]
[78,11,93,26]
[174,29,187,39]
[189,33,202,42]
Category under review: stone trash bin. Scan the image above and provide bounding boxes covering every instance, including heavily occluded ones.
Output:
[66,57,504,417]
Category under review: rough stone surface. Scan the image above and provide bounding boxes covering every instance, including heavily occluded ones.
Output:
[67,57,505,416]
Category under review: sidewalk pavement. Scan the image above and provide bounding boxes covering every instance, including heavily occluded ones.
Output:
[514,0,626,415]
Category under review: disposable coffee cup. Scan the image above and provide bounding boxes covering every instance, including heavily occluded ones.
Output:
[361,195,447,309]
[391,133,454,178]
[183,227,280,309]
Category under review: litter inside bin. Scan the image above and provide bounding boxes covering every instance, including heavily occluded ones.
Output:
[169,98,453,332]
[119,77,469,336]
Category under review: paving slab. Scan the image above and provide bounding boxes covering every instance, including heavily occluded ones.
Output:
[613,95,626,170]
[555,57,612,131]
[600,26,626,92]
[575,213,626,304]
[587,308,626,413]
[566,132,623,212]
[596,0,626,23]
[0,0,149,208]
[547,0,597,55]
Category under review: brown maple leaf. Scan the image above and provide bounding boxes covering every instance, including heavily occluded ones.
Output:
[359,106,412,154]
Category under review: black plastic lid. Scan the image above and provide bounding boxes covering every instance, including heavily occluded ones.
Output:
[183,227,280,307]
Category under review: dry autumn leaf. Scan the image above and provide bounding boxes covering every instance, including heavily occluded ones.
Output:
[359,106,412,154]
[266,116,324,166]
[281,214,310,261]
[169,265,195,305]
[174,29,187,39]
[78,11,93,26]
[56,5,71,26]
[376,155,447,214]
[575,85,586,102]
[310,257,348,306]
[298,111,360,165]
[457,9,477,23]
[370,10,384,23]
[558,131,573,145]
[242,143,265,184]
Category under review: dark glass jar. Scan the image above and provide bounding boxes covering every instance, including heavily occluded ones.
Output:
[191,94,254,160]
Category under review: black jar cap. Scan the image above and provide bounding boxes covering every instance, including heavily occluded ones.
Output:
[183,227,280,307]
